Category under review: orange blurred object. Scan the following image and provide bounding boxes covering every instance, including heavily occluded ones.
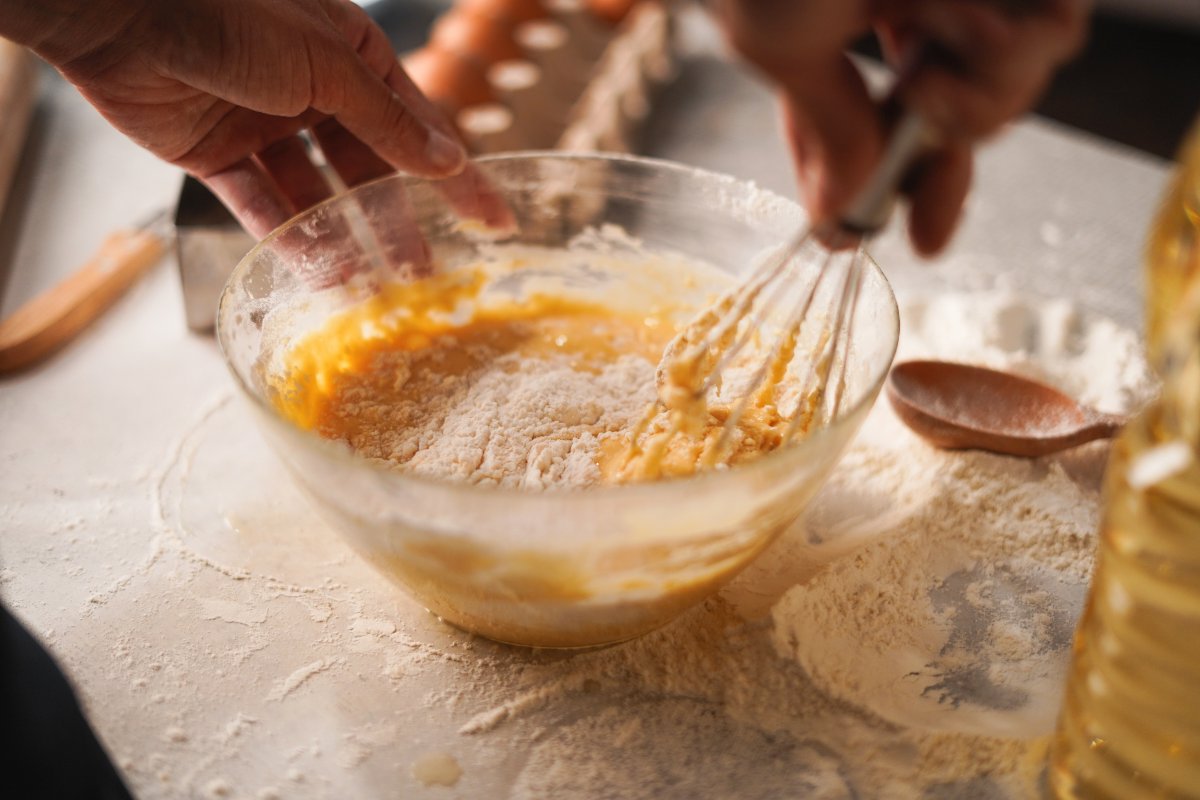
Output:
[402,46,494,113]
[462,0,550,26]
[584,0,641,25]
[432,7,525,65]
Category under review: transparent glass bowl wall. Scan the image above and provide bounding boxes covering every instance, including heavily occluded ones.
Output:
[217,154,899,648]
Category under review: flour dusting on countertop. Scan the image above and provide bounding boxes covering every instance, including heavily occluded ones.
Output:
[5,290,1154,798]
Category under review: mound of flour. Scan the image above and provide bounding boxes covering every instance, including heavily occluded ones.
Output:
[769,290,1154,742]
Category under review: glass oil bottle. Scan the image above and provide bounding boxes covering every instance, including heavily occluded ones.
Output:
[1048,122,1200,798]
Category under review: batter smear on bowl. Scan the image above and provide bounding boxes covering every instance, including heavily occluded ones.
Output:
[269,248,814,487]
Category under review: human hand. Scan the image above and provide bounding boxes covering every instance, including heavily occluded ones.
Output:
[716,0,1090,254]
[10,0,471,239]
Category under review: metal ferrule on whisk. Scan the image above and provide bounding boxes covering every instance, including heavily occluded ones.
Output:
[837,110,938,237]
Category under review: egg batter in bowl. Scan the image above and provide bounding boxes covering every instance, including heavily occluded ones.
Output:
[270,243,814,491]
[218,155,899,647]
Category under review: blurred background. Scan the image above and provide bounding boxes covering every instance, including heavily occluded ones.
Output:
[1035,0,1198,158]
[363,0,1200,160]
[0,0,1195,326]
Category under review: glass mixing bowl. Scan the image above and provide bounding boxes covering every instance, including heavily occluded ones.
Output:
[217,154,899,648]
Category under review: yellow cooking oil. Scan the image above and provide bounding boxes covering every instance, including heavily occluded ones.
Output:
[1048,122,1200,798]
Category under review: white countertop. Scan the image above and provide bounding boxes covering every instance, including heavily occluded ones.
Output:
[0,19,1173,800]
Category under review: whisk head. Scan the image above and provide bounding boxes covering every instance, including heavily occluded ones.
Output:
[617,226,871,480]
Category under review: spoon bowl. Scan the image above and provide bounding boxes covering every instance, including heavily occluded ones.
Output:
[887,360,1125,458]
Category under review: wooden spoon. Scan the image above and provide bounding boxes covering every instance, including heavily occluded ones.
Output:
[887,360,1125,457]
[0,211,170,374]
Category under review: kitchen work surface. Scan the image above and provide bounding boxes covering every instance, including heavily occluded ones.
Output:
[0,13,1173,800]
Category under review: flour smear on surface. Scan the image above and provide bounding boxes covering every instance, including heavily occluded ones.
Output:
[42,291,1153,799]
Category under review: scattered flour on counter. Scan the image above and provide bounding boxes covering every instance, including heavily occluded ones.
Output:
[217,714,258,744]
[510,699,852,800]
[99,290,1153,799]
[267,658,341,702]
[900,291,1151,413]
[759,291,1152,747]
[201,778,231,798]
[199,598,268,627]
[350,617,397,637]
[770,442,1096,738]
[411,752,463,787]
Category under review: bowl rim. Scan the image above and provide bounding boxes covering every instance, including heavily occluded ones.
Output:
[216,151,900,500]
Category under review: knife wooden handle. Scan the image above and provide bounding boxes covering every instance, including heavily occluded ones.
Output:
[0,39,39,221]
[0,229,167,374]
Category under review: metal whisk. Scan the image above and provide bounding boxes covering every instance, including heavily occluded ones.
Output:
[622,112,934,478]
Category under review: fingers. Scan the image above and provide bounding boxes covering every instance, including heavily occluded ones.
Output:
[310,117,394,188]
[435,164,519,233]
[321,3,516,234]
[349,179,434,281]
[197,0,512,249]
[880,0,1090,139]
[308,117,434,281]
[905,140,972,256]
[202,133,338,239]
[321,64,467,179]
[255,135,334,213]
[171,105,322,175]
[315,0,468,179]
[328,1,461,143]
[718,3,887,227]
[716,0,871,71]
[203,159,295,239]
[716,0,1088,260]
[774,45,973,256]
[778,54,886,225]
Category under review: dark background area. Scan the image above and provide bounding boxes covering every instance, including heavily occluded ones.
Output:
[854,10,1199,159]
[1034,11,1198,159]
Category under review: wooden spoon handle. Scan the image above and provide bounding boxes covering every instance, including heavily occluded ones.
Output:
[0,227,168,374]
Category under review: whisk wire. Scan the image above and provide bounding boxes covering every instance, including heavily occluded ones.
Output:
[663,228,812,403]
[781,238,863,441]
[625,109,932,478]
[701,237,837,466]
[694,230,814,396]
[826,243,869,423]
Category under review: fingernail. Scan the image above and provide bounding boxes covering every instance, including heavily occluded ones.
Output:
[426,129,467,174]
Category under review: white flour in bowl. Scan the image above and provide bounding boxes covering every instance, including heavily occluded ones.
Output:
[333,343,657,489]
